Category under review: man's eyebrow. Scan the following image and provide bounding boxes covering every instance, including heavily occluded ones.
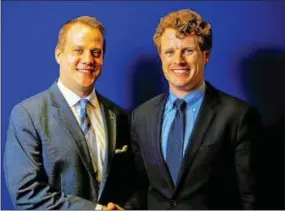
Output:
[93,37,103,42]
[72,45,84,48]
[91,48,102,51]
[163,47,174,51]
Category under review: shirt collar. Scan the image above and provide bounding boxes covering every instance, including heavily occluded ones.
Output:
[57,79,98,108]
[165,81,206,112]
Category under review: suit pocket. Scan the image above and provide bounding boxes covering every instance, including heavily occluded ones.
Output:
[114,145,128,154]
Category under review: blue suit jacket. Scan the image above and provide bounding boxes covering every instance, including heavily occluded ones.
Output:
[4,83,135,209]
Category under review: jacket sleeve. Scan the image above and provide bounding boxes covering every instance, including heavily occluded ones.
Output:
[234,107,263,209]
[4,104,97,210]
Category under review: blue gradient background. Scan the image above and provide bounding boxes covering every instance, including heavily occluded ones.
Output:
[2,1,285,209]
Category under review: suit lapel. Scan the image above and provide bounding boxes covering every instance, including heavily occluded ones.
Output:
[175,83,219,190]
[150,94,175,193]
[49,83,98,191]
[97,101,116,198]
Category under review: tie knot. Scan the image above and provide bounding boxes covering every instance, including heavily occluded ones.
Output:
[174,99,186,111]
[80,99,89,111]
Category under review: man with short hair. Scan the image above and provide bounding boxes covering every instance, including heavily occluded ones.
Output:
[4,16,134,210]
[130,9,261,209]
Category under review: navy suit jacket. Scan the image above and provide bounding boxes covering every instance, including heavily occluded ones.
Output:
[4,83,135,209]
[131,82,262,209]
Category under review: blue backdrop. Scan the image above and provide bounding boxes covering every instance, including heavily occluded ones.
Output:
[2,1,285,209]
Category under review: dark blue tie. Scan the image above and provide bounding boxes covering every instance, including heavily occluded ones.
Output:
[166,99,186,185]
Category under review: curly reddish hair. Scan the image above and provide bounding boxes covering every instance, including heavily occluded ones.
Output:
[153,9,212,52]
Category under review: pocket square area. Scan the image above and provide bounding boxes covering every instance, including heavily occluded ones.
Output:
[115,145,128,154]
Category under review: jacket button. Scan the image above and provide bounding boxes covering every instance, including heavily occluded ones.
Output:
[171,200,177,206]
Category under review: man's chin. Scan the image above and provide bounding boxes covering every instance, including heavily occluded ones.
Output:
[80,83,95,90]
[77,78,96,87]
[76,81,95,91]
[170,82,190,89]
[169,82,197,93]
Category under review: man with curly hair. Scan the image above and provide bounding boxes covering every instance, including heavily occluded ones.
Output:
[130,9,261,209]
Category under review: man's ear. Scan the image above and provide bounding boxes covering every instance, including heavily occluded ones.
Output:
[55,48,62,64]
[204,50,210,64]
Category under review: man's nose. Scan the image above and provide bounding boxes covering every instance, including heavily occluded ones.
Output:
[174,52,185,64]
[81,51,94,64]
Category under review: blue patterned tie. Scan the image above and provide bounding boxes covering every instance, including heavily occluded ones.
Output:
[166,99,186,185]
[80,99,91,135]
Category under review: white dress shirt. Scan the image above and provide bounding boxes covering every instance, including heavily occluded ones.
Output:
[57,80,106,183]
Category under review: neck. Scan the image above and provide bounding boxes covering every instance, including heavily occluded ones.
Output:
[59,79,93,98]
[170,80,204,99]
[75,88,93,98]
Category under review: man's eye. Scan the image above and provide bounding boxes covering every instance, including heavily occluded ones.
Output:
[74,49,83,53]
[165,50,174,55]
[92,51,101,57]
[184,49,193,54]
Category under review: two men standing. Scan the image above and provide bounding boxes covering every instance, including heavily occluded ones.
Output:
[4,9,261,210]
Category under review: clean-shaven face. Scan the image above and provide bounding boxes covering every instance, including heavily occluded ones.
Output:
[159,28,210,95]
[56,23,104,96]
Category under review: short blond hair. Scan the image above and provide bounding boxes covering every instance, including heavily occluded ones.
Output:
[153,9,212,52]
[56,16,105,52]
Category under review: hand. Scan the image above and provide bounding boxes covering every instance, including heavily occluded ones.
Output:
[102,202,124,210]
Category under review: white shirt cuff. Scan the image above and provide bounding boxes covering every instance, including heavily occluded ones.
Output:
[95,204,103,210]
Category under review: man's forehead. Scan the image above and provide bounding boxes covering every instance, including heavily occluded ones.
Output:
[65,23,103,43]
[66,23,97,35]
[161,28,198,45]
[162,28,178,38]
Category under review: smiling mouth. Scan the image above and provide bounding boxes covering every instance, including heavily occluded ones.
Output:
[171,69,190,73]
[77,69,95,76]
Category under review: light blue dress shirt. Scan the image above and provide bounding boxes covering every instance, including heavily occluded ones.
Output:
[161,82,206,160]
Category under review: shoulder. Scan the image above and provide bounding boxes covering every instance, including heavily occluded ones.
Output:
[206,83,260,124]
[217,90,249,111]
[133,94,166,114]
[7,89,53,132]
[97,93,129,118]
[207,83,250,113]
[130,93,166,126]
[10,89,51,118]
